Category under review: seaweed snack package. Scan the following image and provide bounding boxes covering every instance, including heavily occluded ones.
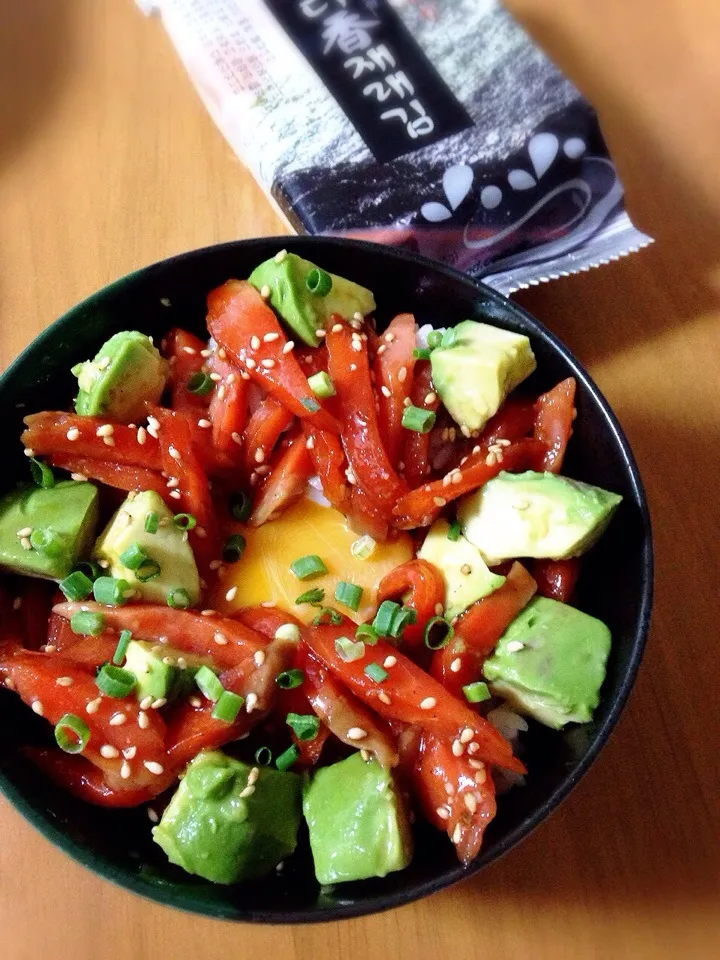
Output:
[139,0,651,293]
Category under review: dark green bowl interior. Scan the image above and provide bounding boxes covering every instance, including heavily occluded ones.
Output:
[0,237,652,922]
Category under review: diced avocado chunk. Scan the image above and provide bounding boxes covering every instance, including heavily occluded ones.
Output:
[153,750,302,883]
[72,331,168,423]
[0,481,98,580]
[459,470,622,565]
[483,596,611,728]
[303,752,413,885]
[249,252,376,347]
[93,490,199,606]
[123,639,211,702]
[418,518,505,619]
[430,320,536,432]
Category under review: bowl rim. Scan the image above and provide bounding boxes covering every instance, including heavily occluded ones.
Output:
[0,236,653,923]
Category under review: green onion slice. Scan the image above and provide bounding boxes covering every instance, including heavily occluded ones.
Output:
[222,534,246,563]
[426,330,443,350]
[254,746,273,766]
[70,611,105,636]
[136,558,161,582]
[334,636,365,662]
[307,371,336,398]
[59,570,93,602]
[389,606,417,639]
[167,587,191,609]
[211,690,244,723]
[173,513,196,531]
[112,629,133,666]
[401,405,436,434]
[93,576,131,607]
[229,491,252,522]
[29,458,55,489]
[355,624,378,645]
[295,587,325,606]
[301,397,320,413]
[305,268,333,297]
[423,616,454,650]
[195,665,224,702]
[275,744,299,772]
[311,607,343,626]
[54,714,90,754]
[350,535,376,560]
[276,668,304,690]
[144,511,159,534]
[75,561,102,582]
[463,681,491,703]
[29,527,65,557]
[413,348,432,360]
[364,662,388,683]
[119,542,149,570]
[290,554,328,580]
[334,581,363,612]
[372,600,401,637]
[286,712,320,741]
[95,663,136,698]
[187,371,214,396]
[440,328,458,348]
[447,520,462,542]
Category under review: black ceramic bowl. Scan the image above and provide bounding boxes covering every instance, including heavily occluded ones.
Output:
[0,237,652,922]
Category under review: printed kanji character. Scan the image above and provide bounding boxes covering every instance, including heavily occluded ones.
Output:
[321,11,379,55]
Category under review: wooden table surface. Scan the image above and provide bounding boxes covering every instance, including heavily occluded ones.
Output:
[1,3,718,959]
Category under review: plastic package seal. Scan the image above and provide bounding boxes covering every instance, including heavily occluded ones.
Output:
[140,0,652,293]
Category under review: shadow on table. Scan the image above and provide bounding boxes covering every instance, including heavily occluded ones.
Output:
[454,410,720,912]
[0,0,76,168]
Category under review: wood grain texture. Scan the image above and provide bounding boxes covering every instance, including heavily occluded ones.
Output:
[1,2,718,959]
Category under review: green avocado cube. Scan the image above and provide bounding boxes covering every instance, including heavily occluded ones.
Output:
[430,320,536,432]
[483,596,611,729]
[153,750,302,884]
[72,331,168,424]
[0,481,99,580]
[302,752,413,885]
[123,639,211,702]
[249,252,376,347]
[459,470,622,565]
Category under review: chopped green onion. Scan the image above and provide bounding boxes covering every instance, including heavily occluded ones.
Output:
[112,629,133,666]
[372,600,401,636]
[350,535,376,560]
[401,405,436,434]
[254,746,273,766]
[307,371,336,398]
[426,330,443,350]
[54,714,90,754]
[301,397,320,413]
[334,636,365,662]
[29,527,65,557]
[312,607,343,626]
[447,520,462,542]
[144,511,159,534]
[355,624,379,645]
[222,534,246,563]
[93,576,131,607]
[295,587,325,606]
[136,558,161,582]
[275,744,299,772]
[334,581,363,612]
[286,712,320,741]
[75,561,102,582]
[413,347,432,360]
[440,328,458,348]
[424,616,454,650]
[276,668,304,690]
[187,371,214,396]
[59,570,93,602]
[167,587,191,609]
[364,662,388,683]
[70,611,105,636]
[211,690,244,723]
[29,458,55,489]
[463,681,491,704]
[95,664,136,698]
[119,542,149,570]
[389,606,417,639]
[305,268,333,297]
[173,513,196,531]
[290,554,328,580]
[229,491,252,522]
[195,665,224,702]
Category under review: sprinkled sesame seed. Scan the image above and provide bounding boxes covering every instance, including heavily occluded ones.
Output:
[376,344,387,356]
[166,477,179,489]
[331,323,343,333]
[239,785,255,799]
[424,392,437,405]
[98,559,109,568]
[253,650,266,668]
[245,692,259,713]
[433,604,444,618]
[442,474,452,488]
[397,366,407,383]
[468,758,485,771]
[274,249,288,263]
[31,700,44,716]
[460,564,472,576]
[109,713,127,726]
[436,805,451,821]
[135,426,148,446]
[169,490,181,500]
[351,339,362,352]
[254,446,265,463]
[66,427,80,441]
[381,385,391,398]
[305,435,315,450]
[240,370,251,380]
[96,424,114,438]
[283,340,295,354]
[151,698,167,710]
[261,600,276,608]
[345,467,357,485]
[56,676,73,687]
[86,698,101,714]
[378,692,392,705]
[100,744,119,759]
[347,727,367,741]
[445,782,455,796]
[16,526,33,538]
[452,739,464,757]
[138,711,150,729]
[465,789,480,812]
[208,372,222,382]
[485,452,497,466]
[162,656,174,666]
[248,766,260,785]
[433,497,447,507]
[168,445,181,462]
[506,640,525,653]
[188,696,202,709]
[200,609,217,617]
[218,348,227,360]
[123,746,137,760]
[452,823,462,845]
[139,695,153,710]
[383,656,397,669]
[353,312,364,322]
[316,329,326,338]
[245,357,257,371]
[420,697,437,711]
[475,768,487,785]
[144,761,165,775]
[20,537,32,550]
[460,727,474,744]
[147,807,159,823]
[262,332,279,344]
[349,363,357,371]
[250,336,261,351]
[261,358,275,368]
[260,285,271,299]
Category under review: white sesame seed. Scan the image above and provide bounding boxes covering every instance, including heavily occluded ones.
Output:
[468,758,486,771]
[169,490,181,500]
[66,427,80,441]
[200,609,217,617]
[424,392,437,405]
[347,727,367,741]
[245,692,259,713]
[218,348,227,360]
[452,823,463,845]
[348,363,356,372]
[147,807,159,823]
[475,768,488,785]
[250,336,261,351]
[162,656,174,666]
[398,366,407,383]
[274,249,288,263]
[460,564,472,576]
[86,698,101,715]
[138,710,149,729]
[261,358,276,368]
[485,453,497,466]
[99,744,119,759]
[383,656,397,669]
[144,761,165,775]
[166,477,179,489]
[254,446,265,463]
[135,426,148,446]
[442,474,452,488]
[239,784,255,799]
[151,698,166,710]
[283,340,295,354]
[252,650,266,668]
[263,332,280,343]
[109,713,127,726]
[209,372,222,382]
[98,559,109,569]
[104,436,116,448]
[345,467,357,485]
[380,385,391,398]
[147,414,160,431]
[245,357,257,369]
[138,696,153,711]
[225,586,238,602]
[24,448,35,457]
[433,497,446,507]
[420,697,437,711]
[31,700,44,716]
[331,323,343,333]
[274,623,300,642]
[445,782,455,796]
[189,696,202,708]
[464,791,478,814]
[378,692,392,705]
[260,285,271,299]
[506,641,525,653]
[316,329,326,338]
[20,537,31,551]
[168,445,181,462]
[16,526,33,538]
[452,739,464,757]
[460,727,474,744]
[436,805,450,821]
[56,676,73,687]
[96,424,114,438]
[468,742,480,755]
[12,597,22,611]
